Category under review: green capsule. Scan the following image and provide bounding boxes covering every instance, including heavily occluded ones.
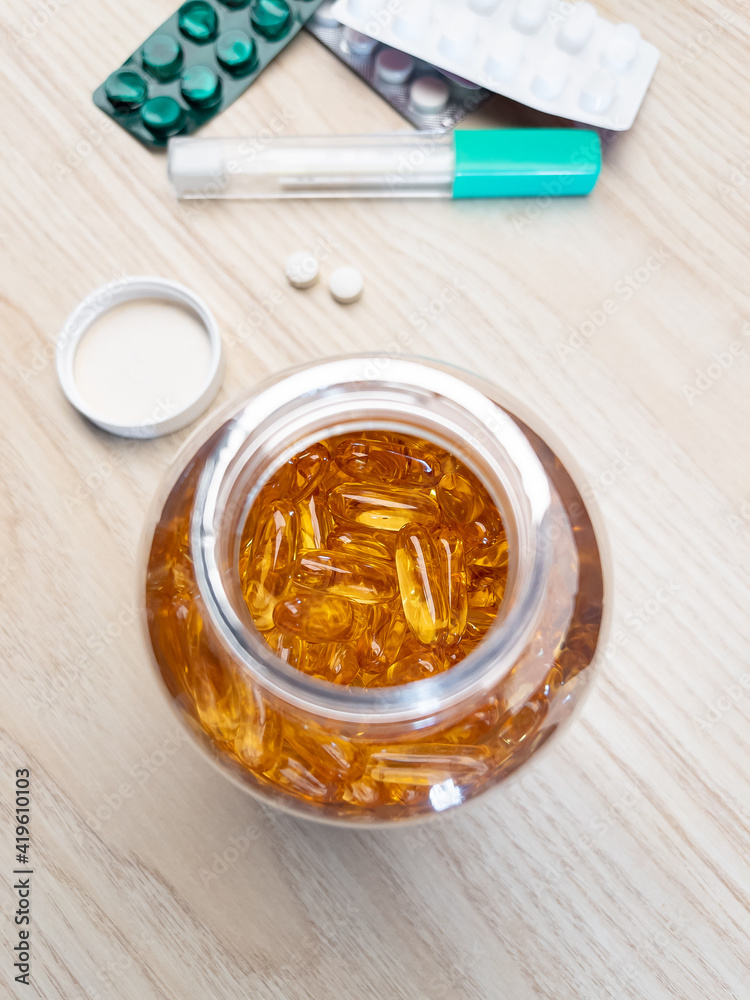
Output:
[215,29,258,74]
[140,97,185,138]
[178,1,219,42]
[142,34,184,81]
[250,0,292,38]
[104,70,147,110]
[180,65,223,109]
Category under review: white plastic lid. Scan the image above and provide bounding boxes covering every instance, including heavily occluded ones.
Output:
[55,276,224,439]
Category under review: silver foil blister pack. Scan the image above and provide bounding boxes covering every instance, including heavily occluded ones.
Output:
[307,4,490,129]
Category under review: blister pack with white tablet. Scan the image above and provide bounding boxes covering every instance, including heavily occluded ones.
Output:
[329,0,660,130]
[307,1,490,129]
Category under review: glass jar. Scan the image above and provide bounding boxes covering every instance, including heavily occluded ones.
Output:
[143,356,609,824]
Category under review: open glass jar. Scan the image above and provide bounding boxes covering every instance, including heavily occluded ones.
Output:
[143,356,609,824]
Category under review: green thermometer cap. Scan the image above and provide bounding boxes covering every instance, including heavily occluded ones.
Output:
[453,129,602,199]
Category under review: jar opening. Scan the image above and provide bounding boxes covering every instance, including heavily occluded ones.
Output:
[192,358,554,724]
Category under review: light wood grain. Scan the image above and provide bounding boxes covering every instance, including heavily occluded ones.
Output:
[1,0,750,996]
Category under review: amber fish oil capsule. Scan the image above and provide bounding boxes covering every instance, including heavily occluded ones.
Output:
[238,430,508,689]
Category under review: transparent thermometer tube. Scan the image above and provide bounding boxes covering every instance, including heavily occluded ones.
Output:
[168,130,601,200]
[169,132,455,199]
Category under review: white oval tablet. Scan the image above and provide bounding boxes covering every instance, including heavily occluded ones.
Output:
[285,251,320,289]
[409,75,450,114]
[330,267,364,304]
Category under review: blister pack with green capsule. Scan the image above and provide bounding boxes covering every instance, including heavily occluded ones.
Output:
[93,0,325,149]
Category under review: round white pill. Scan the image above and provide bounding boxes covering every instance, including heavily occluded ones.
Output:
[601,23,641,74]
[438,14,476,62]
[375,48,415,84]
[579,70,616,114]
[394,2,432,42]
[409,75,450,115]
[285,251,320,289]
[330,267,364,304]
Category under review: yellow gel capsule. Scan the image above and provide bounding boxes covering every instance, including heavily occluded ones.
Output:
[367,743,491,786]
[233,688,283,771]
[471,536,509,570]
[254,461,295,507]
[357,602,404,670]
[342,776,386,808]
[328,483,440,532]
[297,493,333,551]
[439,697,502,744]
[273,592,365,642]
[296,641,361,685]
[497,697,547,747]
[264,627,306,669]
[327,525,396,562]
[243,558,288,631]
[467,569,507,608]
[249,502,299,576]
[436,472,486,523]
[293,548,397,605]
[325,643,361,685]
[437,529,468,646]
[335,438,442,485]
[395,525,448,645]
[190,646,242,743]
[464,608,498,641]
[284,724,365,782]
[269,755,335,801]
[461,504,506,554]
[386,649,448,685]
[287,441,330,501]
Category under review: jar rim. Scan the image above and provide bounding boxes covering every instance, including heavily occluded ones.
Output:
[191,355,554,725]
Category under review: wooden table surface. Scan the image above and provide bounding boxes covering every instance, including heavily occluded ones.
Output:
[2,0,749,997]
